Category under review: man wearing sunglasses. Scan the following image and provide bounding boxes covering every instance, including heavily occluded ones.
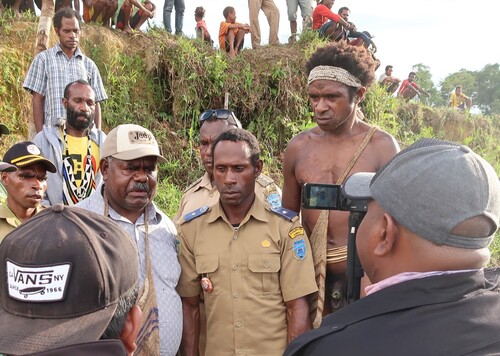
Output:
[175,109,281,224]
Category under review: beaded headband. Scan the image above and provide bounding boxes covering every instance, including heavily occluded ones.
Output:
[307,65,362,88]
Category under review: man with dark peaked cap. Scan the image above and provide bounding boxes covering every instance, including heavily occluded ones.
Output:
[0,141,56,241]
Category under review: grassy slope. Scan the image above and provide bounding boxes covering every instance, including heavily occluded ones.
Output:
[1,15,498,263]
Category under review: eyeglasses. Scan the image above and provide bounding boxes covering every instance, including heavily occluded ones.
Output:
[198,109,242,128]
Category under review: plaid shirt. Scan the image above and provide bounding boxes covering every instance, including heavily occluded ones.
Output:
[23,43,107,127]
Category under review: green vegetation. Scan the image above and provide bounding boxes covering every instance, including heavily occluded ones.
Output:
[1,17,498,263]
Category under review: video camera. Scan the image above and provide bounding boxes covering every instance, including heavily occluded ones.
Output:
[302,183,368,212]
[301,183,367,303]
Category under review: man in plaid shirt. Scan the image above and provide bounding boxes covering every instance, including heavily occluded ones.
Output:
[24,8,107,133]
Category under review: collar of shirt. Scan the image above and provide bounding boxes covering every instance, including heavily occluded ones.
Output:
[198,171,215,192]
[365,269,480,296]
[207,195,269,226]
[93,183,161,226]
[0,204,44,228]
[55,42,83,59]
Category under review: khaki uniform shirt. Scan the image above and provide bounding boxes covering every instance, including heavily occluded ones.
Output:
[177,198,317,356]
[0,204,44,243]
[174,172,282,224]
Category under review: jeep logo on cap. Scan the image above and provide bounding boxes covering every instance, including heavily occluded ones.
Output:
[128,131,155,145]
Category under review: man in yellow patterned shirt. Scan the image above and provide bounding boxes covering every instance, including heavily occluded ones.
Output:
[34,79,106,206]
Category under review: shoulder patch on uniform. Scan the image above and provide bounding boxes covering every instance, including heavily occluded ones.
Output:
[293,239,307,260]
[183,206,210,223]
[270,207,298,221]
[256,174,274,187]
[265,191,282,210]
[288,226,305,239]
[183,177,203,193]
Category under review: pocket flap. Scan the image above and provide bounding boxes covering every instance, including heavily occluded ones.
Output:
[248,254,281,273]
[195,255,219,274]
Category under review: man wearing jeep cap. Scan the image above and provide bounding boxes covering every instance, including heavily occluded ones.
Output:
[77,124,182,355]
[285,138,500,355]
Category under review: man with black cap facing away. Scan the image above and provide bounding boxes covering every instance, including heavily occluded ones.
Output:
[0,205,142,355]
[0,141,56,241]
[285,138,500,355]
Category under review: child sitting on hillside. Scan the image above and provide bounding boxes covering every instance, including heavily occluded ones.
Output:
[218,6,251,58]
[195,6,213,46]
[114,0,155,33]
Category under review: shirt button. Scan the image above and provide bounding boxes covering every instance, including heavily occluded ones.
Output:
[233,292,239,298]
[264,262,269,268]
[233,235,238,240]
[201,265,206,270]
[232,265,238,270]
[236,321,242,327]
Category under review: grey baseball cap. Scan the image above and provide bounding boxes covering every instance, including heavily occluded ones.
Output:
[343,138,500,249]
[101,124,166,162]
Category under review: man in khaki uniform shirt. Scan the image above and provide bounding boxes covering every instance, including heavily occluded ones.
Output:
[175,109,281,224]
[177,128,317,356]
[0,142,56,241]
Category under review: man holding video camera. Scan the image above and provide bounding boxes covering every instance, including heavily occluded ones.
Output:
[282,41,399,326]
[285,138,500,355]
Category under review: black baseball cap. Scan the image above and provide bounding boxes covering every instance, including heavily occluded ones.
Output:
[0,205,139,354]
[3,141,56,173]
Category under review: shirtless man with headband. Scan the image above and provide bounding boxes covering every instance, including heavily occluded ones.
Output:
[282,42,399,327]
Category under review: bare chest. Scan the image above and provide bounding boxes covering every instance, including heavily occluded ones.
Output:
[294,141,379,186]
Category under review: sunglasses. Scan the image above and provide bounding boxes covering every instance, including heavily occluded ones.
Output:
[198,109,242,128]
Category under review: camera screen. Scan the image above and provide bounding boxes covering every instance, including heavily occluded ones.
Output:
[302,183,340,209]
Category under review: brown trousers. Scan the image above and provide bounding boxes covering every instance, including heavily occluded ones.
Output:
[248,0,280,48]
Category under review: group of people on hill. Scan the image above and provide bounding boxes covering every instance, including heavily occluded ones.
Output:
[378,66,429,99]
[378,65,472,108]
[1,5,499,351]
[195,0,377,57]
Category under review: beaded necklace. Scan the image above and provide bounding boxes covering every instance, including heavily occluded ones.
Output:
[61,123,96,205]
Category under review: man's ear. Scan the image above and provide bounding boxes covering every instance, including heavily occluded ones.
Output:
[373,213,399,256]
[254,159,263,177]
[119,305,142,355]
[356,86,367,103]
[62,97,68,109]
[100,158,109,180]
[1,172,9,186]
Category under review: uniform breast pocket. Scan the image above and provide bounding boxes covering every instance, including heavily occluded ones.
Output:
[195,255,221,296]
[248,254,281,296]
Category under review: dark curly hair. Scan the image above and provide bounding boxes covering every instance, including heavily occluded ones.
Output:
[306,41,379,88]
[195,6,205,18]
[53,8,81,29]
[211,128,261,167]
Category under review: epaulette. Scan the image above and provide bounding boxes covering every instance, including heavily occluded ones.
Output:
[256,174,274,187]
[183,206,210,223]
[183,176,203,193]
[270,206,298,221]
